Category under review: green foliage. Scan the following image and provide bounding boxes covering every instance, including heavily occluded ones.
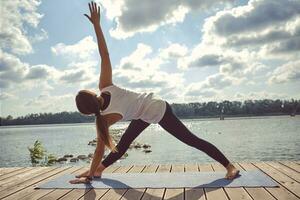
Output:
[28,140,57,166]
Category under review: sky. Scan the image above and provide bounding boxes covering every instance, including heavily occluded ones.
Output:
[0,0,299,117]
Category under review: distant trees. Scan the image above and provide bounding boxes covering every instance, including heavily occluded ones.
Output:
[171,99,299,118]
[0,112,94,126]
[1,99,299,126]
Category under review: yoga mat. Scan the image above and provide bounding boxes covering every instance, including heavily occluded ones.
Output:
[36,170,278,189]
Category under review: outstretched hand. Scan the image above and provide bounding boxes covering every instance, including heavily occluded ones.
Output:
[84,1,100,25]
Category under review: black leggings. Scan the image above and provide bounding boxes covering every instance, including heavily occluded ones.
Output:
[101,101,230,168]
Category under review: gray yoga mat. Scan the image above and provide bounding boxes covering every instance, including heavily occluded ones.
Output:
[36,170,278,189]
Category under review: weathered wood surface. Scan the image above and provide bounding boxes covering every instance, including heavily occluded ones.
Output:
[0,160,299,200]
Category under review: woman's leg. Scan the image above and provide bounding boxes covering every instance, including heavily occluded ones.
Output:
[158,102,230,168]
[101,119,150,168]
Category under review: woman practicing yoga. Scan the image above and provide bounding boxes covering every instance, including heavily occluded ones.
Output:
[70,1,240,184]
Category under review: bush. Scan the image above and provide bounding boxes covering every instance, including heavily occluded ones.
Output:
[28,140,57,166]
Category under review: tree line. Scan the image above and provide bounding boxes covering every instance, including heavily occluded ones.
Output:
[1,99,299,126]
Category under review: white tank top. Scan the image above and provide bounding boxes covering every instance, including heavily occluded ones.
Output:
[100,84,167,123]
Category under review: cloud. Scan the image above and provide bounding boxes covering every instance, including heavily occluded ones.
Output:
[177,45,260,79]
[111,43,185,101]
[201,0,300,58]
[59,68,93,84]
[234,91,289,100]
[98,0,231,39]
[268,60,300,84]
[0,51,29,88]
[266,36,300,54]
[0,92,14,100]
[0,0,44,55]
[51,36,98,61]
[211,0,300,36]
[0,50,60,90]
[25,93,75,112]
[185,73,242,99]
[203,73,241,90]
[0,0,53,91]
[177,0,298,92]
[50,37,101,86]
[185,84,217,98]
[159,43,188,60]
[25,65,53,80]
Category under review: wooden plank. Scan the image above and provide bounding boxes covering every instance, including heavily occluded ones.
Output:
[0,167,26,177]
[184,163,199,172]
[0,167,52,190]
[157,164,171,200]
[2,167,82,200]
[211,162,252,200]
[234,163,275,200]
[163,164,185,200]
[140,165,163,200]
[184,163,206,200]
[37,167,88,200]
[78,165,121,200]
[266,161,300,183]
[280,161,300,173]
[254,161,300,197]
[98,165,133,199]
[247,162,299,200]
[198,163,214,172]
[0,167,34,181]
[199,162,229,200]
[0,167,67,199]
[0,167,23,174]
[45,165,120,200]
[240,162,299,200]
[120,165,146,200]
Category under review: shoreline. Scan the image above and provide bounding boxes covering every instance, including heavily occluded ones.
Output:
[0,114,298,127]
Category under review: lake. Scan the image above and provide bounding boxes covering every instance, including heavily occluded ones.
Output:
[0,115,299,167]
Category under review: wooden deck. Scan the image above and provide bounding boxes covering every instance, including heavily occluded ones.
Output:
[0,160,299,200]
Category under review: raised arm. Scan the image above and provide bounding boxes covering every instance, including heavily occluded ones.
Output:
[84,1,112,90]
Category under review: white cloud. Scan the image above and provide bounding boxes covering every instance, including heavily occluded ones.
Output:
[50,37,101,86]
[98,0,231,39]
[0,0,44,55]
[25,93,76,112]
[268,60,300,84]
[59,68,95,85]
[0,51,29,88]
[111,43,185,102]
[0,51,59,90]
[234,91,289,100]
[0,92,15,100]
[195,73,241,90]
[159,43,188,60]
[201,0,300,59]
[25,65,54,80]
[51,36,98,62]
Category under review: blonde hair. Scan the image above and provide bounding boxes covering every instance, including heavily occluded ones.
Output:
[75,90,118,152]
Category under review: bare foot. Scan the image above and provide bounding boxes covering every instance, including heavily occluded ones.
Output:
[69,177,90,184]
[225,163,240,180]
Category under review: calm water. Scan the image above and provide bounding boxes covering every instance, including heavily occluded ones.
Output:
[0,116,299,167]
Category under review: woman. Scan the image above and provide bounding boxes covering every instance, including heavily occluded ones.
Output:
[70,1,240,184]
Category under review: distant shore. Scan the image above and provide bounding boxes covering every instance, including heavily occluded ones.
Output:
[0,113,298,127]
[1,99,299,126]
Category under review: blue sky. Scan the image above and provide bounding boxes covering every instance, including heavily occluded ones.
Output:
[0,0,299,117]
